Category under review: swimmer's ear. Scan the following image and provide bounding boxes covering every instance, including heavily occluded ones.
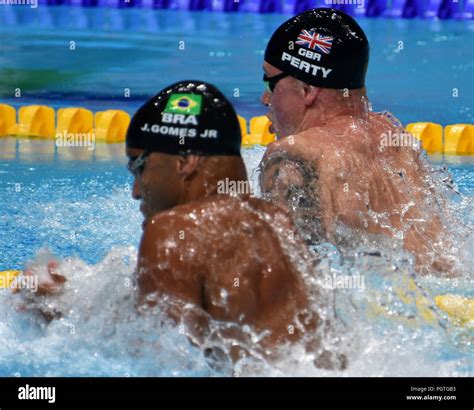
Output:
[301,84,319,107]
[176,155,200,179]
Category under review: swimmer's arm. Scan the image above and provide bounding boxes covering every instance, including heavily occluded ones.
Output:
[11,261,67,296]
[260,146,328,225]
[260,151,311,208]
[260,147,340,242]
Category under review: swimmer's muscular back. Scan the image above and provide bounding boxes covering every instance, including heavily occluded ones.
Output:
[137,194,312,346]
[260,112,449,274]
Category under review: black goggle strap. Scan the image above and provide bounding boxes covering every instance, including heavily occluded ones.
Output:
[263,72,289,92]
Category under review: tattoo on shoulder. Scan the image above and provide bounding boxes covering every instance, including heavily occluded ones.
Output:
[260,153,319,209]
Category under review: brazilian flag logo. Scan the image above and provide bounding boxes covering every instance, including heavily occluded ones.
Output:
[164,94,202,115]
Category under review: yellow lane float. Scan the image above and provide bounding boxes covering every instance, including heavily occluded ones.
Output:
[95,110,130,143]
[347,275,473,329]
[435,294,474,327]
[0,104,17,135]
[57,107,94,136]
[1,104,473,151]
[405,122,443,153]
[17,105,56,138]
[0,270,21,288]
[242,115,276,146]
[444,124,474,155]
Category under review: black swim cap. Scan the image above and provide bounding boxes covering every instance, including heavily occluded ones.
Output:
[264,8,369,89]
[126,80,241,156]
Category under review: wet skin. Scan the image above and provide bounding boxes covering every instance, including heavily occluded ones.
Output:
[127,148,322,357]
[13,148,330,364]
[260,63,453,275]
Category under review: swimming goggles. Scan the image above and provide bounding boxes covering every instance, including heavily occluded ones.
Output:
[127,151,151,177]
[263,72,289,93]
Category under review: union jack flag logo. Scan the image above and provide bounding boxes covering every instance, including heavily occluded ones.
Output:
[296,29,333,54]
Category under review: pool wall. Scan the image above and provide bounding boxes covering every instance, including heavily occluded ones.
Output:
[11,0,474,20]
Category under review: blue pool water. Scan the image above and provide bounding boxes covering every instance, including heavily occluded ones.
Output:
[0,8,473,377]
[0,8,473,124]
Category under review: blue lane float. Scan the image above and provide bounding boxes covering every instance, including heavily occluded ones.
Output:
[5,0,474,18]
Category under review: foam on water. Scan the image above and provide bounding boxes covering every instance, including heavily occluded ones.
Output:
[0,247,219,377]
[1,244,471,376]
[0,149,472,376]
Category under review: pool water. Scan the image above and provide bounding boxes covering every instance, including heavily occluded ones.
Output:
[0,8,473,124]
[0,156,141,270]
[0,149,472,376]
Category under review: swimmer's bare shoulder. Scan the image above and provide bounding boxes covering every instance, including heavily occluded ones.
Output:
[261,126,347,184]
[137,194,311,344]
[260,129,345,233]
[137,195,234,306]
[261,132,319,192]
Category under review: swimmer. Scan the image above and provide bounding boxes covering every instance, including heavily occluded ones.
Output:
[126,80,341,367]
[12,82,343,368]
[260,8,453,275]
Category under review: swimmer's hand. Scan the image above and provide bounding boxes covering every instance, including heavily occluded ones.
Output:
[11,260,67,296]
[12,258,67,322]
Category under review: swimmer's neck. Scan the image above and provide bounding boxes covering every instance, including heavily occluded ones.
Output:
[298,91,370,131]
[300,107,368,131]
[184,181,221,200]
[180,157,249,204]
[142,173,249,229]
